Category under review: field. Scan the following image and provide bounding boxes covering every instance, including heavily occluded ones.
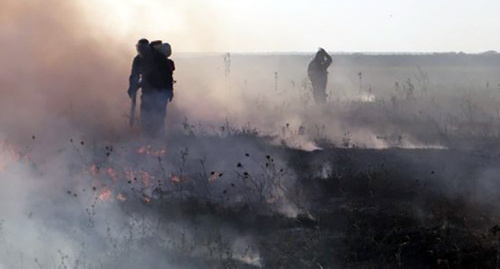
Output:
[1,53,500,268]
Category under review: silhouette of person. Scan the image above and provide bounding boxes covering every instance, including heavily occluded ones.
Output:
[308,48,332,104]
[128,39,175,137]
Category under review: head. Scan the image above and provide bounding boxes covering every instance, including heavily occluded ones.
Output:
[314,48,327,61]
[136,38,150,57]
[314,50,323,61]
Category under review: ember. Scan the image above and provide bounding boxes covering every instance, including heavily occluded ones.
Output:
[106,167,118,181]
[97,188,112,201]
[170,174,181,183]
[208,172,218,183]
[116,193,127,201]
[140,170,153,186]
[88,164,98,177]
[136,145,167,156]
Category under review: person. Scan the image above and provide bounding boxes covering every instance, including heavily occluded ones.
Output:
[308,48,332,104]
[128,39,175,137]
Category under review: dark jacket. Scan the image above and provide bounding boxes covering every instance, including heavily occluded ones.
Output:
[308,50,332,80]
[148,50,175,89]
[129,44,154,90]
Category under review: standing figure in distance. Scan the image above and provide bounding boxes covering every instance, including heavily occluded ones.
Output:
[128,39,175,137]
[308,48,332,104]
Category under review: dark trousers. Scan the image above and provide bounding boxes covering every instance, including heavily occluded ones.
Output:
[310,74,328,104]
[140,89,173,137]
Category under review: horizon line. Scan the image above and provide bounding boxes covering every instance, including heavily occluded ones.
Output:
[173,50,499,56]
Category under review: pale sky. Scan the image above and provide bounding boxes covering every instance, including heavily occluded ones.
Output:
[80,0,500,53]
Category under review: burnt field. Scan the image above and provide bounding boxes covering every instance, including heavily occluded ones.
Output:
[1,52,500,268]
[1,131,500,268]
[3,1,500,267]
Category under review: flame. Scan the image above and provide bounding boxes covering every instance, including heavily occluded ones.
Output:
[97,188,112,201]
[106,167,118,181]
[116,193,127,202]
[208,173,218,183]
[136,145,166,156]
[88,164,98,177]
[170,174,181,183]
[140,170,153,187]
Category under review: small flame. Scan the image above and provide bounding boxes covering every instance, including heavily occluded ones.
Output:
[137,145,166,156]
[140,170,153,186]
[98,188,112,201]
[170,174,181,183]
[116,193,127,202]
[106,167,118,181]
[88,164,98,177]
[208,173,218,183]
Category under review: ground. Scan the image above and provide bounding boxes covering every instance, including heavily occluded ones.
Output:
[2,53,500,268]
[3,134,496,268]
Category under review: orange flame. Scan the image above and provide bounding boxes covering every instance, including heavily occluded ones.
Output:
[208,173,218,183]
[106,167,118,182]
[140,170,153,187]
[97,188,112,201]
[170,174,181,183]
[88,164,98,177]
[116,193,127,202]
[137,145,167,157]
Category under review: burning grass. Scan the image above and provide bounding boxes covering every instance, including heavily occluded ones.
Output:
[3,55,500,266]
[1,129,500,268]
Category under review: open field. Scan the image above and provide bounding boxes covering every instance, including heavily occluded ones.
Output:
[1,53,500,268]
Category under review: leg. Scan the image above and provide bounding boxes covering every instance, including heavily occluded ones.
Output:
[148,90,170,137]
[140,93,156,137]
[311,78,326,104]
[317,76,328,104]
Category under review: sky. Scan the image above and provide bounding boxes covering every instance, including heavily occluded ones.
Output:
[77,0,500,53]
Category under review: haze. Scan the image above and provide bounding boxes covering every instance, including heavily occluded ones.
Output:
[80,0,500,53]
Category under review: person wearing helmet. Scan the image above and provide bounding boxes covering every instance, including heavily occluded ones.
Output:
[308,48,332,104]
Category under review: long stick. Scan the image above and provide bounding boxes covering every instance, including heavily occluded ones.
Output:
[129,92,137,127]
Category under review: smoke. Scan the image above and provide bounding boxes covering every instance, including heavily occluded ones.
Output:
[3,1,500,267]
[4,0,487,150]
[0,1,277,267]
[0,0,132,144]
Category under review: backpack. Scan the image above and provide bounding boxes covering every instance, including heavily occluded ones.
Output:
[145,42,174,89]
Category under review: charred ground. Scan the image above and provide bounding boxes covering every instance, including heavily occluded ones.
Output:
[2,132,499,268]
[1,51,500,268]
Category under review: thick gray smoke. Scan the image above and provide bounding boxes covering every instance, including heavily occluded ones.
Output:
[0,1,287,268]
[3,1,500,268]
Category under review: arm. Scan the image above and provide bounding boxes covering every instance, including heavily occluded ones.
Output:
[321,49,332,68]
[128,56,141,98]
